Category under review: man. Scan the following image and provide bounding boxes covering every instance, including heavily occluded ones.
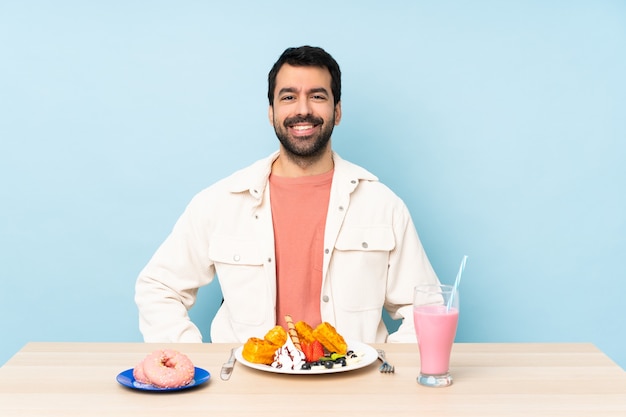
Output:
[135,45,439,344]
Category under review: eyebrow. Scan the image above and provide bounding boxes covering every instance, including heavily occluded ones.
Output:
[277,87,330,96]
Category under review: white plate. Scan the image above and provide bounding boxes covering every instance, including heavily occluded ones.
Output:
[234,340,377,375]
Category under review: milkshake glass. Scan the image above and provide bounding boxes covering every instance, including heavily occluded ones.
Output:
[413,284,459,387]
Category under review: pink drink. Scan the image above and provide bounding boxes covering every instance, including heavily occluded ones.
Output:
[413,305,459,375]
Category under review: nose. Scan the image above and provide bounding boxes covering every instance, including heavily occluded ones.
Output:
[295,96,312,116]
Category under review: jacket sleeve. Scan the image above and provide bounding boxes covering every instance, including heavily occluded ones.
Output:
[385,203,440,342]
[134,194,215,342]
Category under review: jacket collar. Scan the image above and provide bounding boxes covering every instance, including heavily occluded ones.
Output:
[226,150,379,197]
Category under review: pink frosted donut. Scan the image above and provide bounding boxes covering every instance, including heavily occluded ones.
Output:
[141,349,195,388]
[132,359,151,384]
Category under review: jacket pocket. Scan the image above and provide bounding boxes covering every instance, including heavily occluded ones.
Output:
[209,235,269,326]
[330,225,395,310]
[334,225,395,252]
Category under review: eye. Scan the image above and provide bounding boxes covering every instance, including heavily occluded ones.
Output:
[280,95,295,102]
[311,94,327,101]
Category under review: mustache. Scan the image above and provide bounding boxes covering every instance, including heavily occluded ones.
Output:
[283,115,324,127]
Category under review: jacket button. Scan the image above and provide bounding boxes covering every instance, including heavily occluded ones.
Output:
[324,248,330,254]
[362,242,368,249]
[322,295,329,302]
[233,254,241,262]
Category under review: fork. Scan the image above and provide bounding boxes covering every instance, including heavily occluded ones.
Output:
[376,349,394,373]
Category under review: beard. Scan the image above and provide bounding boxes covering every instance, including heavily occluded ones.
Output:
[273,114,335,159]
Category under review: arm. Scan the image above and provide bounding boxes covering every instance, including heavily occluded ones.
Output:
[385,205,439,342]
[134,194,215,342]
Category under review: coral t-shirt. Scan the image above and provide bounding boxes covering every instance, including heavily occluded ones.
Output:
[270,170,333,330]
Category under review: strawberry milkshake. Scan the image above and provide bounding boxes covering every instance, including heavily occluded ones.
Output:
[413,284,459,387]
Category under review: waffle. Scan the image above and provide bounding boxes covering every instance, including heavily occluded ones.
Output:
[294,320,316,345]
[241,325,287,365]
[312,322,348,354]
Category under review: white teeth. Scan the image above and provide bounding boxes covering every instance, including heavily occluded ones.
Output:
[292,125,313,131]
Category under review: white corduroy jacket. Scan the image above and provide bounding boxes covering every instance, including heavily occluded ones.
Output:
[135,151,439,344]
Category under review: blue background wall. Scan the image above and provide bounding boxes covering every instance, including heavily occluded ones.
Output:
[1,1,625,368]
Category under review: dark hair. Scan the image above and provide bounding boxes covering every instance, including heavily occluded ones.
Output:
[267,45,341,106]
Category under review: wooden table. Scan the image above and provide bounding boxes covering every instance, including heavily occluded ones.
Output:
[1,342,624,416]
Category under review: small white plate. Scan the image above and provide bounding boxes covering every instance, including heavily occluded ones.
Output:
[234,340,377,375]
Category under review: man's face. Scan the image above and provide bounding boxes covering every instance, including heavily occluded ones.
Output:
[269,64,342,159]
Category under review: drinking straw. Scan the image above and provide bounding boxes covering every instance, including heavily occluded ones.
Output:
[446,255,467,311]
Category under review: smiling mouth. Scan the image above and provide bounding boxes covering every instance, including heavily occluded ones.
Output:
[284,115,324,130]
[288,123,320,138]
[291,124,316,131]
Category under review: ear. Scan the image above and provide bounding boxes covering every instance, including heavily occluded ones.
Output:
[268,105,274,125]
[334,101,342,125]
